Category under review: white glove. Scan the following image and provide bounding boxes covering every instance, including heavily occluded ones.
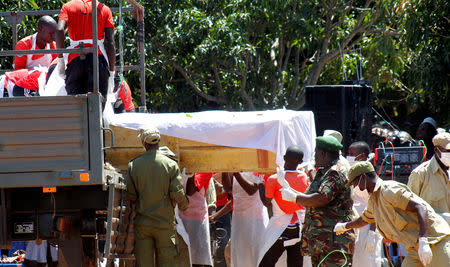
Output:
[333,222,349,235]
[276,167,290,188]
[418,237,433,266]
[108,71,115,94]
[364,230,380,252]
[280,187,298,203]
[56,57,65,78]
[181,168,190,187]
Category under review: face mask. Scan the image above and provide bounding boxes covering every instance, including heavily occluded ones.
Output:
[439,151,450,167]
[354,186,369,198]
[356,175,368,195]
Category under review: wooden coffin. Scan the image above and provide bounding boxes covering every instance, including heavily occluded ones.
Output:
[105,125,277,173]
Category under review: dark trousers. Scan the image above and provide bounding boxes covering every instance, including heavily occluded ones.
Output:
[65,54,109,100]
[214,207,232,267]
[259,225,303,267]
[12,85,39,96]
[45,64,56,85]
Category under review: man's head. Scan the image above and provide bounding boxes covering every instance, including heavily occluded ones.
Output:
[138,126,160,151]
[416,117,438,141]
[348,141,370,162]
[346,161,377,193]
[323,129,343,144]
[283,145,304,170]
[314,136,342,167]
[37,16,57,44]
[432,132,450,168]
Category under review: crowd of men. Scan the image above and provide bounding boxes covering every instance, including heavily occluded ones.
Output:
[127,123,450,267]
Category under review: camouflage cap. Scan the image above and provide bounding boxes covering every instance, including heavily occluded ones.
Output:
[432,132,450,149]
[345,161,374,188]
[138,126,160,144]
[316,136,343,152]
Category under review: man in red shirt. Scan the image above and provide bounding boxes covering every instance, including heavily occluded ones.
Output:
[56,0,116,101]
[258,145,309,267]
[13,16,57,71]
[8,16,56,96]
[113,78,135,113]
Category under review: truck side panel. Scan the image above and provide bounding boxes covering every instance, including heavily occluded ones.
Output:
[0,96,89,173]
[0,95,104,187]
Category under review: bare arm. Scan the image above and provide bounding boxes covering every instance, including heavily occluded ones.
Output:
[222,173,233,193]
[56,20,66,57]
[233,172,258,195]
[103,27,116,71]
[345,216,369,229]
[185,175,197,196]
[210,201,232,222]
[214,179,226,195]
[406,199,428,238]
[258,183,272,208]
[295,192,332,208]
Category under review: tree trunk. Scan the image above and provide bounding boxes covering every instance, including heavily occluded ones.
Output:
[305,58,326,86]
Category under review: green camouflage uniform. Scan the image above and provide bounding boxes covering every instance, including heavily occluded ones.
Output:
[301,162,356,266]
[127,149,189,267]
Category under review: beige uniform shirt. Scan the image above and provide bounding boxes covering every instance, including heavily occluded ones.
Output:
[408,156,450,214]
[361,180,450,249]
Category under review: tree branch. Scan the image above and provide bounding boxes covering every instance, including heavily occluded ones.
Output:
[170,60,226,104]
[290,46,300,100]
[152,37,226,104]
[331,0,355,29]
[213,58,230,108]
[365,29,399,36]
[240,51,256,110]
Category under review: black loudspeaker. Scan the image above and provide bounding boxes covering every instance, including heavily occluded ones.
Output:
[303,84,373,153]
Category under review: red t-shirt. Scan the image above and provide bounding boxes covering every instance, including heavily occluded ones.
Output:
[194,173,213,196]
[266,170,309,223]
[59,0,114,64]
[5,69,42,91]
[118,81,135,111]
[13,35,57,70]
[216,193,230,207]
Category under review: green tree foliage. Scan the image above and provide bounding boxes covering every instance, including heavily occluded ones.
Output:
[402,0,449,126]
[141,0,406,112]
[0,1,448,127]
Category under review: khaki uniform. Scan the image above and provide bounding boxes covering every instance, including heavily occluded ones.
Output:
[361,179,450,267]
[408,156,450,214]
[127,149,189,267]
[301,162,356,266]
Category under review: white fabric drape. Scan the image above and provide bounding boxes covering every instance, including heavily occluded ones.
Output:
[110,109,316,166]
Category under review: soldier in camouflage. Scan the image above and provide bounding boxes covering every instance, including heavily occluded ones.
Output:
[280,136,356,266]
